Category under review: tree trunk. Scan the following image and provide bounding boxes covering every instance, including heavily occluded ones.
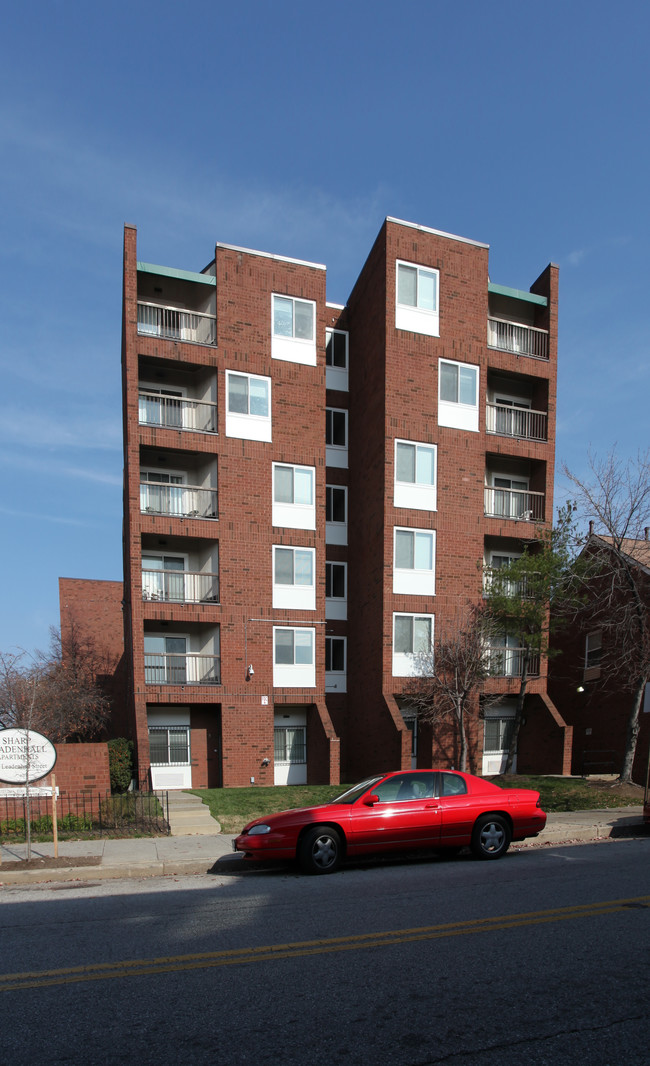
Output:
[618,675,646,783]
[504,650,530,774]
[458,701,468,771]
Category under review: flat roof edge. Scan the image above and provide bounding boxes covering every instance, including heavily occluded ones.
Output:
[488,282,547,306]
[386,217,489,249]
[137,262,216,286]
[216,242,326,271]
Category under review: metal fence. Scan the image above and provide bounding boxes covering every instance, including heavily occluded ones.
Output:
[0,790,170,840]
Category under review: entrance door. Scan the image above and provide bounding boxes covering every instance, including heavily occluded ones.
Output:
[274,711,307,784]
[482,712,516,775]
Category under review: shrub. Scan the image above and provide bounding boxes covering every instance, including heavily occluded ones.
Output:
[108,738,134,793]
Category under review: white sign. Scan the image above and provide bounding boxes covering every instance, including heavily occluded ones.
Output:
[0,786,59,798]
[0,729,57,784]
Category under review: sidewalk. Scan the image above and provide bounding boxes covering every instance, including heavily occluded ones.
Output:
[0,808,645,886]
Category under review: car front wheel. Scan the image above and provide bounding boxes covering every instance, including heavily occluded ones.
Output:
[471,815,511,860]
[299,826,342,874]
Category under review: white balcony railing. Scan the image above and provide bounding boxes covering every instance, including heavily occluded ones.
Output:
[137,301,217,345]
[485,403,547,441]
[139,391,217,434]
[484,487,545,521]
[485,646,540,678]
[142,569,219,604]
[144,653,221,685]
[140,483,218,519]
[487,318,549,360]
[483,569,541,600]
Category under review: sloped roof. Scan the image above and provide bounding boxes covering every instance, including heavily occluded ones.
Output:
[591,535,650,574]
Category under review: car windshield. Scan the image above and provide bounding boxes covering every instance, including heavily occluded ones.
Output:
[330,776,385,805]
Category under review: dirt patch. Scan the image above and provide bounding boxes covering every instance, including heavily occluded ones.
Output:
[582,778,644,802]
[0,856,100,872]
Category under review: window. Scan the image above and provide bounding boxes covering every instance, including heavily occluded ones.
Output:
[483,717,515,755]
[326,328,349,391]
[372,772,435,802]
[487,475,530,519]
[438,359,479,432]
[140,469,185,516]
[144,634,188,685]
[272,294,316,365]
[272,463,315,530]
[393,527,436,595]
[272,546,315,610]
[396,260,440,336]
[584,631,602,681]
[326,485,347,545]
[325,636,347,692]
[483,551,522,595]
[142,554,186,603]
[394,440,437,511]
[148,725,190,766]
[274,725,306,764]
[392,613,434,677]
[325,561,347,619]
[273,627,315,687]
[326,408,348,468]
[139,385,185,429]
[225,370,271,442]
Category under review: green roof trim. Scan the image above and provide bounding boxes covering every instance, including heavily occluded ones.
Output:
[488,282,546,307]
[137,262,216,286]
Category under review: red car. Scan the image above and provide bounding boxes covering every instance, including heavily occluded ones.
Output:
[234,769,547,874]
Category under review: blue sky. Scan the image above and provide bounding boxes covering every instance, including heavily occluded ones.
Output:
[1,1,648,654]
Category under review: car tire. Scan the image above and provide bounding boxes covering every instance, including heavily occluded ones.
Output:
[470,815,511,860]
[299,826,342,875]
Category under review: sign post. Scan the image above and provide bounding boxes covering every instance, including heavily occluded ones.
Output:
[0,729,57,861]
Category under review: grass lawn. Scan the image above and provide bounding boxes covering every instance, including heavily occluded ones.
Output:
[190,775,644,834]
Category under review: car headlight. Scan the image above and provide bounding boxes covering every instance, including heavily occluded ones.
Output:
[248,824,271,835]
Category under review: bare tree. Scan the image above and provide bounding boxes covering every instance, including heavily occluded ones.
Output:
[564,448,650,783]
[403,605,500,771]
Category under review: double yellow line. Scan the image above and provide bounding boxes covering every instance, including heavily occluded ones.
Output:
[2,895,648,992]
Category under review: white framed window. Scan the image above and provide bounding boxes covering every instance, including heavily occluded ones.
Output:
[140,469,185,516]
[225,370,271,442]
[326,408,348,468]
[394,440,437,511]
[325,636,347,693]
[393,527,436,596]
[272,294,316,365]
[272,463,315,530]
[326,485,347,545]
[272,546,315,610]
[142,553,188,603]
[273,626,315,687]
[325,561,347,620]
[395,260,439,337]
[326,328,349,391]
[584,630,602,681]
[483,550,522,595]
[274,711,307,785]
[486,474,531,519]
[392,613,434,677]
[438,359,479,432]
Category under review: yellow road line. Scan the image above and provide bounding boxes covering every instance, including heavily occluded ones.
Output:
[1,895,648,992]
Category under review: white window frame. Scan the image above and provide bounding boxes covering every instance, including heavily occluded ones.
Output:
[326,328,349,391]
[393,527,436,596]
[325,561,347,620]
[394,439,437,511]
[584,630,602,681]
[272,294,317,365]
[273,626,316,688]
[272,546,316,611]
[438,359,479,432]
[392,613,434,677]
[272,462,316,530]
[142,552,188,603]
[395,260,440,337]
[225,370,272,442]
[325,636,347,693]
[326,485,347,545]
[326,407,348,468]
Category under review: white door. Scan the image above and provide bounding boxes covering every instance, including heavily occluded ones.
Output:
[482,713,516,775]
[274,712,307,785]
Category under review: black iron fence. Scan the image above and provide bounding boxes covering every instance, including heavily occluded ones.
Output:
[0,790,170,841]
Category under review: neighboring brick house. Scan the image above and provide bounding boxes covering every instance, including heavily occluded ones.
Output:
[112,216,569,790]
[549,534,650,783]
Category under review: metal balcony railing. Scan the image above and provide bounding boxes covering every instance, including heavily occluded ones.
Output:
[142,569,219,604]
[137,301,217,345]
[144,653,221,685]
[483,569,541,600]
[484,487,545,521]
[485,403,547,441]
[140,483,218,519]
[487,318,549,360]
[139,391,217,434]
[485,646,540,678]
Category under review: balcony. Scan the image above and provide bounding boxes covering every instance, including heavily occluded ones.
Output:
[140,483,218,519]
[137,301,216,346]
[485,646,540,678]
[483,568,540,599]
[144,653,221,685]
[486,402,547,442]
[484,486,545,522]
[139,391,217,434]
[487,318,548,360]
[142,568,219,604]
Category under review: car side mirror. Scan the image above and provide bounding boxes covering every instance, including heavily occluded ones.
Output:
[363,794,380,806]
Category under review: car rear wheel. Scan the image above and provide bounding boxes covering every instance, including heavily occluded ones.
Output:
[299,826,342,875]
[471,815,511,860]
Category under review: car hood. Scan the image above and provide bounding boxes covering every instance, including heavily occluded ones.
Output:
[242,803,342,833]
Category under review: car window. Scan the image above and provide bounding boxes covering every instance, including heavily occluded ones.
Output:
[331,777,384,804]
[372,773,434,803]
[440,772,468,797]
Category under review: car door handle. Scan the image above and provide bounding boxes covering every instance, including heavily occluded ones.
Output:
[425,803,439,809]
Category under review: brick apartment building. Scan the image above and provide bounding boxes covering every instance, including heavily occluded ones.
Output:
[119,216,571,790]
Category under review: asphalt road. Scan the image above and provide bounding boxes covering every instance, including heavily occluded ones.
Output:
[1,839,649,1066]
